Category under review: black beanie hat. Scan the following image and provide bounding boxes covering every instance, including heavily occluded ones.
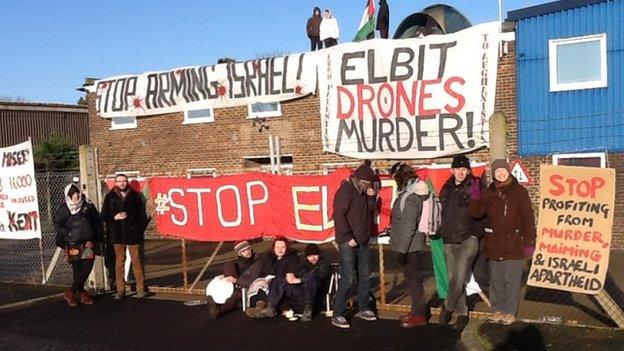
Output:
[354,164,376,182]
[451,155,471,169]
[305,244,322,257]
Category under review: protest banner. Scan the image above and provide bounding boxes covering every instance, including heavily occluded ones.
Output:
[93,52,320,118]
[528,165,616,294]
[0,140,41,239]
[147,164,486,242]
[318,22,500,159]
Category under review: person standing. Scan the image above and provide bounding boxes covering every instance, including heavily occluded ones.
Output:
[389,164,430,328]
[438,155,484,330]
[376,0,390,39]
[331,164,377,329]
[319,9,340,48]
[101,174,148,299]
[306,7,323,51]
[54,184,102,307]
[469,159,536,325]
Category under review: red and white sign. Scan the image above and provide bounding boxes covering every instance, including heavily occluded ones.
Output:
[148,164,486,242]
[510,159,532,185]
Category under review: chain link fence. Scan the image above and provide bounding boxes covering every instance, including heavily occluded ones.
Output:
[0,170,77,285]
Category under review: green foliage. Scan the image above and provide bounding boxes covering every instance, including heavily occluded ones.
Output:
[34,132,79,170]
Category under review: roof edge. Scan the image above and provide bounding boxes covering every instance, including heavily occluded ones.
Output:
[507,0,610,22]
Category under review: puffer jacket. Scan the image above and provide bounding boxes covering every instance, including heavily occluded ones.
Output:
[390,179,426,253]
[439,174,484,244]
[54,197,102,248]
[469,175,536,260]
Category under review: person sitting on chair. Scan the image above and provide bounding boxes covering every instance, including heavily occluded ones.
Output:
[206,240,263,319]
[299,243,331,316]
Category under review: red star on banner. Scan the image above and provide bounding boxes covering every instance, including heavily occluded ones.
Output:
[131,96,144,110]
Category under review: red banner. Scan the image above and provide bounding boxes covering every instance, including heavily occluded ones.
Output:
[147,165,485,242]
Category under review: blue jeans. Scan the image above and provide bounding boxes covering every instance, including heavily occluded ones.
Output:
[334,242,372,317]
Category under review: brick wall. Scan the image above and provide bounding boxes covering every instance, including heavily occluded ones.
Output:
[88,41,623,247]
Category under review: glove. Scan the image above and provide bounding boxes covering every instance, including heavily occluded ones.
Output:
[469,178,482,200]
[524,246,536,258]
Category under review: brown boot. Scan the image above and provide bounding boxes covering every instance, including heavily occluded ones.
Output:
[78,291,94,305]
[63,289,77,307]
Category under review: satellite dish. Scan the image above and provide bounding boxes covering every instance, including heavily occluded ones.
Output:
[393,3,472,39]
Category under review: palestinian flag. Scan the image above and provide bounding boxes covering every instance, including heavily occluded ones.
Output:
[353,0,375,42]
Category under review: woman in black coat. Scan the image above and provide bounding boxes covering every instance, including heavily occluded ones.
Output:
[53,184,102,307]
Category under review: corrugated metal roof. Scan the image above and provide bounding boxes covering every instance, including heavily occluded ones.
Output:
[507,0,611,21]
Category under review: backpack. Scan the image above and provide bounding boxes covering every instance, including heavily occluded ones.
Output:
[427,194,443,236]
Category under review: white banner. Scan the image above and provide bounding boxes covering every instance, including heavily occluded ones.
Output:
[0,140,41,239]
[319,22,500,159]
[93,52,320,118]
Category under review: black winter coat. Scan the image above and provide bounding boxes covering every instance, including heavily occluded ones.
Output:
[261,250,302,279]
[54,199,102,248]
[300,256,331,283]
[101,189,148,245]
[439,174,484,244]
[333,178,373,244]
[223,253,264,287]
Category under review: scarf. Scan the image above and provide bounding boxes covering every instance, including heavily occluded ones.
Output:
[64,184,84,215]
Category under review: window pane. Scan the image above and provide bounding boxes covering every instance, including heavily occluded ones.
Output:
[556,40,601,84]
[251,102,278,113]
[187,109,212,119]
[557,157,601,168]
[113,116,135,125]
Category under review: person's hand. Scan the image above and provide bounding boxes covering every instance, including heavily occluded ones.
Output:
[469,178,482,200]
[286,273,301,284]
[114,212,127,221]
[225,276,237,284]
[366,187,375,196]
[63,249,70,262]
[348,238,357,247]
[524,246,536,258]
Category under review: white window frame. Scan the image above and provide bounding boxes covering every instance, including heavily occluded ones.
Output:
[183,107,214,125]
[549,33,608,92]
[552,152,606,168]
[110,116,137,130]
[247,102,282,119]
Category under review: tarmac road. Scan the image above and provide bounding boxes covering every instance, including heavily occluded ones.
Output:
[0,294,464,351]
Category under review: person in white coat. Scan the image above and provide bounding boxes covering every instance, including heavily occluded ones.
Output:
[319,9,339,48]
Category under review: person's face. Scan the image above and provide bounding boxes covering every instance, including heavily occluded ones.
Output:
[238,248,253,259]
[70,192,81,204]
[494,168,510,182]
[274,240,287,258]
[314,9,320,15]
[324,11,330,18]
[307,254,319,265]
[115,176,128,191]
[452,167,470,183]
[357,179,371,193]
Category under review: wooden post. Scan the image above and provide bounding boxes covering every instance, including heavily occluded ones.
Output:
[378,243,386,307]
[79,145,107,292]
[488,112,508,163]
[594,289,624,328]
[189,241,224,291]
[181,239,188,289]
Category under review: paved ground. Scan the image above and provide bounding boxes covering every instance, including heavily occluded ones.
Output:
[0,282,65,305]
[0,294,464,351]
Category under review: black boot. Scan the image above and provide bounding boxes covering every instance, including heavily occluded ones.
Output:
[206,296,220,320]
[438,307,452,326]
[454,315,469,330]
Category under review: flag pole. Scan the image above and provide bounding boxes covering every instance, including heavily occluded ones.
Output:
[498,0,504,57]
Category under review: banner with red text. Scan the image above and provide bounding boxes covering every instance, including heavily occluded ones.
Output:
[319,22,499,159]
[148,164,485,242]
[527,165,616,294]
[0,140,41,239]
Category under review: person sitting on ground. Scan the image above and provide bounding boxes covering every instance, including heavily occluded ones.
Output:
[206,240,263,319]
[299,243,332,315]
[248,237,319,321]
[54,184,103,307]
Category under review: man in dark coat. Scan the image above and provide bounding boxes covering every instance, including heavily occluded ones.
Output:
[299,243,331,318]
[306,7,323,51]
[101,174,148,299]
[331,163,378,329]
[54,184,102,306]
[206,240,263,319]
[376,0,390,39]
[438,155,484,330]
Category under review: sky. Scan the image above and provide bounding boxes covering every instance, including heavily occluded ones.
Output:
[0,0,550,105]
